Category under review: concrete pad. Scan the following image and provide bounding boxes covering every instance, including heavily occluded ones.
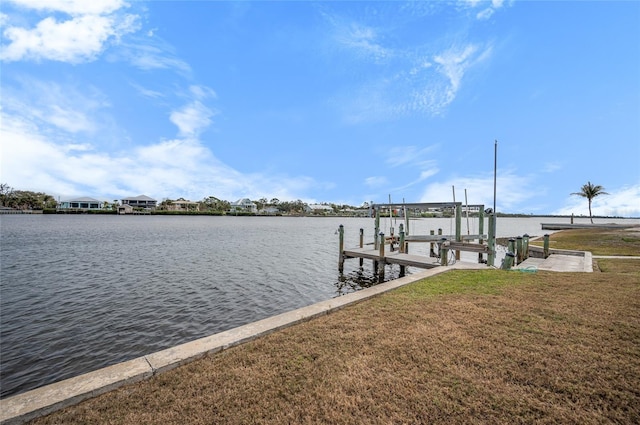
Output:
[515,253,592,273]
[538,254,587,272]
[0,357,152,425]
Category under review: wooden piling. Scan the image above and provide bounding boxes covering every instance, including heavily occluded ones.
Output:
[523,234,530,260]
[487,213,496,267]
[440,238,449,266]
[478,207,485,263]
[516,236,523,264]
[378,232,385,281]
[399,230,406,276]
[429,230,435,257]
[501,252,515,270]
[455,204,462,260]
[359,228,364,267]
[543,234,550,258]
[374,209,380,250]
[404,207,409,237]
[338,224,344,272]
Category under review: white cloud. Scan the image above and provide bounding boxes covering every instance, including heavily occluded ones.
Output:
[190,85,217,100]
[47,104,95,133]
[336,22,390,63]
[476,8,495,20]
[2,77,108,134]
[325,3,498,122]
[459,0,508,20]
[167,84,219,138]
[337,40,493,121]
[7,0,128,16]
[323,10,391,64]
[385,145,437,167]
[392,167,440,194]
[1,0,138,63]
[433,43,489,105]
[170,101,217,139]
[0,108,316,202]
[365,176,389,188]
[129,82,164,99]
[115,39,191,73]
[64,143,93,152]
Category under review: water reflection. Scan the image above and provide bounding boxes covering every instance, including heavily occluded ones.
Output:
[335,263,406,296]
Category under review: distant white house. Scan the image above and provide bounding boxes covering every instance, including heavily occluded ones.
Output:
[260,206,280,215]
[121,195,157,209]
[166,199,200,211]
[58,197,102,210]
[230,198,257,213]
[307,204,334,215]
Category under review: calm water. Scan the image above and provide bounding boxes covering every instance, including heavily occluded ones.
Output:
[1,214,637,398]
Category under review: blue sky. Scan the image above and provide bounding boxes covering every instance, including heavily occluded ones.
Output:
[1,0,639,216]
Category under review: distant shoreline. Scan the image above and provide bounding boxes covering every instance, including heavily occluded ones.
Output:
[0,209,637,219]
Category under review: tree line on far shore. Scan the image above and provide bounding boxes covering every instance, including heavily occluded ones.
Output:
[0,183,364,215]
[0,183,58,210]
[1,181,610,221]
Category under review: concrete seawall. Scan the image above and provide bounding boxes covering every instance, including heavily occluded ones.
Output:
[1,264,483,425]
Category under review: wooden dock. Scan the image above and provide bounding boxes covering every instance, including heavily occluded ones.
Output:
[342,247,441,269]
[337,200,499,277]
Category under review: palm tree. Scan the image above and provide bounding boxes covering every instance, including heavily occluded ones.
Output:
[571,181,608,223]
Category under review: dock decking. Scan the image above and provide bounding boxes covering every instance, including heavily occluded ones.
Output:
[342,247,441,269]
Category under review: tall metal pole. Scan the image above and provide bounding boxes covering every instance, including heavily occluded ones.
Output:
[488,140,498,267]
[493,140,497,215]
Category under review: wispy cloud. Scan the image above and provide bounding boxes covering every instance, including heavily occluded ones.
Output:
[0,1,139,63]
[129,81,164,99]
[169,85,218,138]
[170,101,216,139]
[333,21,391,63]
[392,167,440,193]
[365,176,389,188]
[376,145,442,193]
[460,0,509,21]
[114,37,191,74]
[2,76,108,134]
[433,43,492,106]
[385,145,438,167]
[326,4,495,123]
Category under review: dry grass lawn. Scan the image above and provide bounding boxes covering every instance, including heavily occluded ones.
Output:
[30,228,640,424]
[531,227,640,256]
